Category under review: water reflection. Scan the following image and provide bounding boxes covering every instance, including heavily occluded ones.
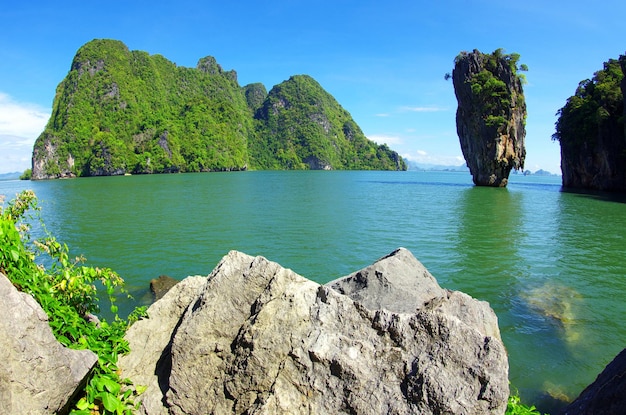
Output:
[451,186,525,302]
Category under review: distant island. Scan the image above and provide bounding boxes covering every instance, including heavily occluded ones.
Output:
[31,39,406,180]
[0,172,21,181]
[405,161,556,176]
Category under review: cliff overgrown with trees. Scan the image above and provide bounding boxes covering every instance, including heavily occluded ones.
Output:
[32,39,405,179]
[552,55,626,192]
[451,48,527,187]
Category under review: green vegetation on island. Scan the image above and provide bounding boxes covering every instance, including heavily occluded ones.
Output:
[453,48,528,132]
[32,39,405,179]
[450,48,527,186]
[552,55,626,191]
[252,75,406,170]
[553,57,624,146]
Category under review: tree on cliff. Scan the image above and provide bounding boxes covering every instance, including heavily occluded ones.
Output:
[552,55,626,191]
[451,48,527,187]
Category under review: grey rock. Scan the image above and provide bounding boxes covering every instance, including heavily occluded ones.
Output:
[122,249,509,414]
[327,248,502,339]
[561,348,626,415]
[0,272,97,415]
[118,276,206,415]
[326,247,446,314]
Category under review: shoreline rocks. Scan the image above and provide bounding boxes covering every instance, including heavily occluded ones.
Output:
[0,272,97,415]
[120,248,509,414]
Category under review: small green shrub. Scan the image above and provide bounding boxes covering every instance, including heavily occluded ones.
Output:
[0,190,146,414]
[506,391,548,415]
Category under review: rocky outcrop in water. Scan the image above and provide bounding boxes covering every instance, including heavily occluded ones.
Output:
[452,49,527,187]
[561,348,626,415]
[119,248,509,414]
[554,55,626,192]
[0,272,97,415]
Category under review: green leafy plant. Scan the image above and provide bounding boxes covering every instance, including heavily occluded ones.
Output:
[0,190,147,414]
[506,390,548,415]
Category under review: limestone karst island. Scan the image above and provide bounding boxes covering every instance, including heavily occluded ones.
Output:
[31,39,405,180]
[451,48,527,187]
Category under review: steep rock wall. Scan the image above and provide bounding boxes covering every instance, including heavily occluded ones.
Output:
[452,49,526,187]
[555,56,626,192]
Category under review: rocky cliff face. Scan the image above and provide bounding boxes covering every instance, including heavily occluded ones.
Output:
[556,56,626,192]
[119,248,509,414]
[452,49,527,187]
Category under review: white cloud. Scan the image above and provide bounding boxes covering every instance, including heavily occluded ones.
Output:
[400,106,448,113]
[374,113,390,117]
[367,134,403,146]
[402,150,464,166]
[0,93,50,173]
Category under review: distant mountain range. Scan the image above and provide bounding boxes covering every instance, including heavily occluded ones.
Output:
[405,161,469,172]
[0,172,21,181]
[406,161,558,176]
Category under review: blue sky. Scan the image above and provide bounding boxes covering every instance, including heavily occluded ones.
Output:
[1,0,625,174]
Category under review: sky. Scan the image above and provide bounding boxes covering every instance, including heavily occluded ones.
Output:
[1,0,625,174]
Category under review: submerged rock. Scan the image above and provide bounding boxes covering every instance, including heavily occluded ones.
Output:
[0,272,97,415]
[120,248,509,414]
[149,274,179,301]
[452,49,527,187]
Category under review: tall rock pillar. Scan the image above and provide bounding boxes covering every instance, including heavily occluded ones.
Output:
[452,49,527,186]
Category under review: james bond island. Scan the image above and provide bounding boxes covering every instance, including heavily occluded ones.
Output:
[451,49,527,187]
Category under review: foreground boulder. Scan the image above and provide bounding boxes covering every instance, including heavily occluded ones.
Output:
[119,276,207,415]
[561,348,626,415]
[0,272,97,415]
[120,248,509,414]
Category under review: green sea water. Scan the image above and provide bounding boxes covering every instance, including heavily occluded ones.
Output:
[2,170,625,412]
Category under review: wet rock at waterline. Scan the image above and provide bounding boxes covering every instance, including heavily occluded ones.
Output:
[0,272,98,415]
[149,274,180,301]
[120,248,509,414]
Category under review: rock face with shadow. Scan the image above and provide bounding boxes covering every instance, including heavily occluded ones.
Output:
[0,272,98,415]
[561,348,626,415]
[119,248,509,414]
[452,49,526,187]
